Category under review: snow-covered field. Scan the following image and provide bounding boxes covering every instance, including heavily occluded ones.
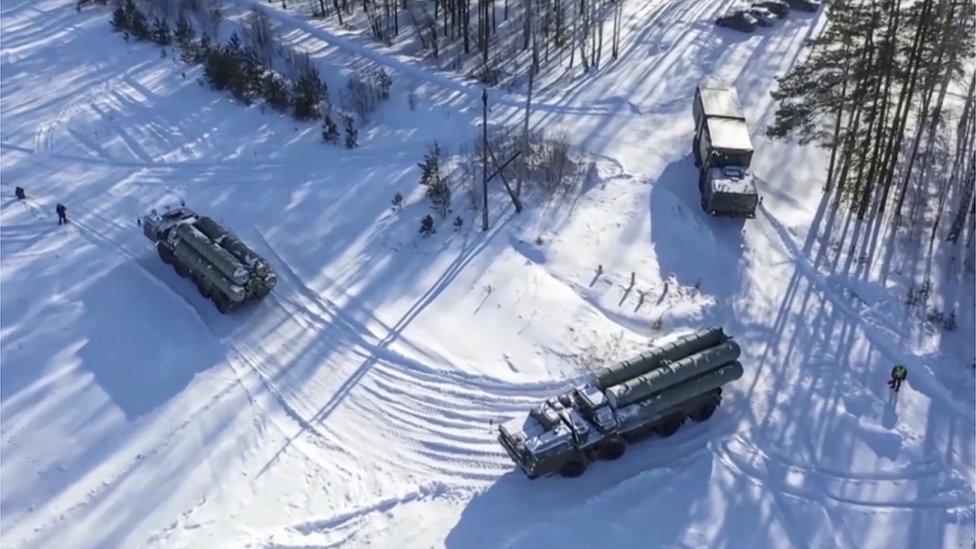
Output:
[2,0,973,547]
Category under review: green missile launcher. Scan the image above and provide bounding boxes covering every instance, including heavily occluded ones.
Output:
[141,205,278,313]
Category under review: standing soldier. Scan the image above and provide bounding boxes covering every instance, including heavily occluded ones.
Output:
[56,203,68,225]
[888,364,908,392]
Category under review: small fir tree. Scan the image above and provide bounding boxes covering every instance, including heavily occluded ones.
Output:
[391,191,404,211]
[321,113,339,143]
[343,115,358,149]
[419,214,435,237]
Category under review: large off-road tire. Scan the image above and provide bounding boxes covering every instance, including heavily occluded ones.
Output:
[654,414,684,438]
[195,276,212,298]
[693,138,701,167]
[157,243,172,264]
[212,293,233,314]
[597,438,627,461]
[174,262,189,278]
[691,400,719,422]
[559,460,587,478]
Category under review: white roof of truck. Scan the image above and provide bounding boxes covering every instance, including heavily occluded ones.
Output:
[697,86,745,120]
[706,117,753,152]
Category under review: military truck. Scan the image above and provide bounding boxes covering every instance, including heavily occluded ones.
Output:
[141,205,277,313]
[692,85,759,218]
[498,328,743,478]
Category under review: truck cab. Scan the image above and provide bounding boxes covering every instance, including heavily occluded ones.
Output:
[692,85,759,218]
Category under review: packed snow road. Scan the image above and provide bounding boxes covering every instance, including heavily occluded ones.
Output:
[2,0,973,547]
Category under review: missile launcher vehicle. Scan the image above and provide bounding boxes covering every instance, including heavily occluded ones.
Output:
[498,328,743,478]
[692,85,759,218]
[141,205,277,313]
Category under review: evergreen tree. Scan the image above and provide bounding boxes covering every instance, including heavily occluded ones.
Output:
[203,45,238,91]
[391,191,404,211]
[419,214,436,237]
[175,12,194,47]
[417,142,451,216]
[343,114,358,148]
[262,73,292,111]
[124,0,150,40]
[292,65,326,119]
[321,113,340,143]
[151,17,172,45]
[111,6,129,32]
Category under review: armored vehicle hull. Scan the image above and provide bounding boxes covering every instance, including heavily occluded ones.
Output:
[141,205,277,313]
[498,328,744,478]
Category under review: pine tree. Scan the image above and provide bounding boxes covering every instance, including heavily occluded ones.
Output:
[262,73,292,111]
[418,142,451,216]
[322,113,340,143]
[391,191,404,211]
[151,17,171,45]
[291,55,326,120]
[343,115,358,148]
[124,0,149,40]
[111,6,129,32]
[175,12,194,47]
[419,214,436,236]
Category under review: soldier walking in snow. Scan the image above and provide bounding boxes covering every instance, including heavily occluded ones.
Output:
[888,364,908,392]
[56,203,68,225]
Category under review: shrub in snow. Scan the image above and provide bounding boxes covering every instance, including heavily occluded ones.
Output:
[419,215,436,237]
[391,191,404,211]
[453,216,463,231]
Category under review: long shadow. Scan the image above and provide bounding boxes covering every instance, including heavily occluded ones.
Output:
[648,156,746,317]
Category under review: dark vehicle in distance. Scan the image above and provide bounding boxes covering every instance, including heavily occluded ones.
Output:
[784,0,820,11]
[715,10,759,32]
[753,0,790,17]
[748,6,779,25]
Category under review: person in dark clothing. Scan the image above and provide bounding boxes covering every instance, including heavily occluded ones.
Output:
[15,186,25,199]
[888,364,908,391]
[56,203,67,225]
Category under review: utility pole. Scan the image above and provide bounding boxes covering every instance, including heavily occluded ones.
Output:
[482,88,489,231]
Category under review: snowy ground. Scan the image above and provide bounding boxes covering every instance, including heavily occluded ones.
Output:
[2,0,974,547]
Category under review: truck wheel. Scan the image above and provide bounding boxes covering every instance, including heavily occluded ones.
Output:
[212,293,233,314]
[195,277,212,298]
[174,263,189,278]
[654,414,684,438]
[691,401,718,422]
[559,460,586,478]
[156,243,172,264]
[597,438,626,461]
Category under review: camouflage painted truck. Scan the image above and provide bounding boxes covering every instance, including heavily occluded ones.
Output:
[692,85,759,218]
[141,205,277,313]
[498,328,743,478]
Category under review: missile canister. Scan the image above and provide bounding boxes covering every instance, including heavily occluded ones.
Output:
[171,237,247,302]
[605,340,741,408]
[615,361,744,431]
[595,327,728,389]
[174,223,249,286]
[195,217,271,277]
